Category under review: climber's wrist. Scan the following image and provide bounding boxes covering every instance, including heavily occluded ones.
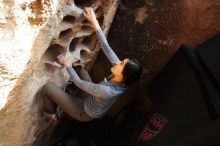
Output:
[64,61,71,68]
[93,20,100,30]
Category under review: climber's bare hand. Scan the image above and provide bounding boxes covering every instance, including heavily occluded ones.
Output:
[83,7,100,30]
[57,55,71,67]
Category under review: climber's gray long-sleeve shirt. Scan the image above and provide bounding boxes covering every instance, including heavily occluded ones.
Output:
[67,29,127,118]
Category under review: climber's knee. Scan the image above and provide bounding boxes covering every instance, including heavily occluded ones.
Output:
[42,82,56,95]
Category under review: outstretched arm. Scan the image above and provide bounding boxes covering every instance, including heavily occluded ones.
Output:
[83,7,120,65]
[66,67,112,98]
[57,55,112,98]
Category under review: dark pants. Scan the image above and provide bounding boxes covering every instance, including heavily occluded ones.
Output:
[41,69,93,122]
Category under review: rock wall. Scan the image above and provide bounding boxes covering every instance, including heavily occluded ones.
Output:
[109,0,220,83]
[1,0,220,145]
[90,0,220,111]
[0,0,119,145]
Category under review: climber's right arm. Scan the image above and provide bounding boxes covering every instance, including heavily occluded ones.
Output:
[57,55,111,98]
[83,7,120,65]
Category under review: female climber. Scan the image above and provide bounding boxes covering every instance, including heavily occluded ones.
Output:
[41,7,143,122]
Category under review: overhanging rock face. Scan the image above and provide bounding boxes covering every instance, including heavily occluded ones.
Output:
[0,0,119,145]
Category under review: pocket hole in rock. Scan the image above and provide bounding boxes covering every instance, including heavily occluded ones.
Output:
[58,28,73,41]
[95,6,103,18]
[74,0,95,8]
[97,16,104,26]
[72,60,82,68]
[74,59,81,64]
[81,25,94,33]
[80,49,91,60]
[44,44,65,61]
[82,19,92,27]
[69,38,79,52]
[40,44,65,70]
[63,15,76,24]
[81,33,97,51]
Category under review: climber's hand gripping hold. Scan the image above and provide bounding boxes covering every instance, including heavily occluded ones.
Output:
[83,7,100,30]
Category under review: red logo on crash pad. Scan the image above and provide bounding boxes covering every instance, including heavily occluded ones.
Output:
[138,113,168,141]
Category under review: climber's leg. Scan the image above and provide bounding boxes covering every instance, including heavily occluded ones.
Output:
[41,82,93,121]
[76,68,94,99]
[78,68,92,82]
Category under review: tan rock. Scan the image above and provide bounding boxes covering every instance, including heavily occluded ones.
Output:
[0,0,119,145]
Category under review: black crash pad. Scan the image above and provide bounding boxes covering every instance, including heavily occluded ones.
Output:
[196,33,220,88]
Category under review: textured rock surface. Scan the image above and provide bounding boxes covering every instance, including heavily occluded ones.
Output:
[1,0,220,145]
[0,0,119,145]
[90,0,220,112]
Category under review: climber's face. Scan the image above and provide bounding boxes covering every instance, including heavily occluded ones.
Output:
[111,58,129,77]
